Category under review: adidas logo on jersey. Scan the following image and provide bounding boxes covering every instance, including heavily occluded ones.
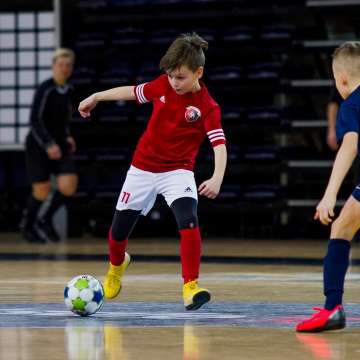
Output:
[160,96,165,103]
[184,187,193,193]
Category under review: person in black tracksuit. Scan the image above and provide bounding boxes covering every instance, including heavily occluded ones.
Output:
[23,48,78,243]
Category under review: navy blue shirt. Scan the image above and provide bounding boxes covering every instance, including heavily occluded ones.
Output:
[336,85,360,154]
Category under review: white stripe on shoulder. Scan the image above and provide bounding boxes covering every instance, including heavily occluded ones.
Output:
[136,83,149,103]
[207,128,224,135]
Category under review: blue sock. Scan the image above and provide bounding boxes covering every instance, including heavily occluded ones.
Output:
[323,239,351,310]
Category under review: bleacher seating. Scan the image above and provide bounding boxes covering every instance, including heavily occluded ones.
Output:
[57,0,306,237]
[2,0,356,237]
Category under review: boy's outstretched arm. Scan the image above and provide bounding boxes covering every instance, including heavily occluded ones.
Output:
[78,86,136,118]
[198,144,227,199]
[315,132,358,225]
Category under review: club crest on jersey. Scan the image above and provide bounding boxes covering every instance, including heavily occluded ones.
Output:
[185,106,201,123]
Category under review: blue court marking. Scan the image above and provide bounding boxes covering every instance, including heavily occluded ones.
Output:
[0,302,359,329]
[2,253,359,265]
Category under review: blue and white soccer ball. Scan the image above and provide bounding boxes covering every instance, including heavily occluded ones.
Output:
[64,275,104,316]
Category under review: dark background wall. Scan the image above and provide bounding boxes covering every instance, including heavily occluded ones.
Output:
[0,0,52,11]
[1,0,359,239]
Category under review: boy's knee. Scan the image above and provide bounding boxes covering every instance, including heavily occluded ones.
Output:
[171,197,198,230]
[178,213,198,230]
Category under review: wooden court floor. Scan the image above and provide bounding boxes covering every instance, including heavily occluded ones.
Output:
[0,234,360,359]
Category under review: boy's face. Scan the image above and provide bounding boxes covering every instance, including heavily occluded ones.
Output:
[332,62,350,99]
[167,65,203,94]
[52,56,73,82]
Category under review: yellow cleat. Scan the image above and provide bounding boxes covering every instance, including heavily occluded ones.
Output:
[183,280,211,310]
[103,253,131,299]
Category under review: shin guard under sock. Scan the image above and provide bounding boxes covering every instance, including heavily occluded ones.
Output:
[108,227,128,266]
[180,227,201,284]
[324,239,350,310]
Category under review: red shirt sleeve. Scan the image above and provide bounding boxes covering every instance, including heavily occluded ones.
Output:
[134,74,168,104]
[204,105,226,147]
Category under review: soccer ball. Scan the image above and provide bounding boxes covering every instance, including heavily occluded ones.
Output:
[64,275,104,316]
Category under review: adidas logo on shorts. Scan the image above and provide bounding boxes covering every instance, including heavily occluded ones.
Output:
[184,187,193,193]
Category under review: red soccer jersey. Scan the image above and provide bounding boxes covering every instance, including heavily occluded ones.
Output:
[132,74,226,172]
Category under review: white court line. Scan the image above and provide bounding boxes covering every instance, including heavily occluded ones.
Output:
[1,272,360,284]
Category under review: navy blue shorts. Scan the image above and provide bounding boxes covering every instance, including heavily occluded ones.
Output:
[352,184,360,201]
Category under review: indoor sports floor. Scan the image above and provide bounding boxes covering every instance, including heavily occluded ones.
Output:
[0,235,359,359]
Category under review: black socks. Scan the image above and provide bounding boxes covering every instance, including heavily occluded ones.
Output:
[24,196,43,231]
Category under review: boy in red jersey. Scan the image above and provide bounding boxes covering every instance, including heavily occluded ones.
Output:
[78,33,227,310]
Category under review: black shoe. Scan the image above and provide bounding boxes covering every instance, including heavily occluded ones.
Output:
[37,218,60,242]
[23,227,47,244]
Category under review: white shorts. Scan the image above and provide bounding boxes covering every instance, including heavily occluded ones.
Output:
[116,166,198,215]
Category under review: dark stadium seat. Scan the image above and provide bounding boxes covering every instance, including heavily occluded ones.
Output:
[221,26,256,43]
[111,28,144,46]
[135,62,161,83]
[242,146,280,163]
[217,184,243,202]
[0,164,4,192]
[247,62,282,81]
[259,25,294,41]
[222,105,246,124]
[246,106,281,124]
[147,29,183,46]
[243,185,282,202]
[207,65,243,84]
[56,0,356,238]
[71,67,96,86]
[98,102,132,123]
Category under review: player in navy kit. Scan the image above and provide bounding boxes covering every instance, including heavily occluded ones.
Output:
[297,42,360,332]
[79,33,227,310]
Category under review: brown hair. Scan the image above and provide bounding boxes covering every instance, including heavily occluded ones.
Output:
[159,32,208,72]
[333,41,360,76]
[52,48,75,64]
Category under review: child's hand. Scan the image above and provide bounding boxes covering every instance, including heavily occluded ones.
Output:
[314,195,336,225]
[78,94,98,118]
[198,177,222,199]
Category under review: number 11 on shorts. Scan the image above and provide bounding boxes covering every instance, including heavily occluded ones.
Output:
[121,191,131,204]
